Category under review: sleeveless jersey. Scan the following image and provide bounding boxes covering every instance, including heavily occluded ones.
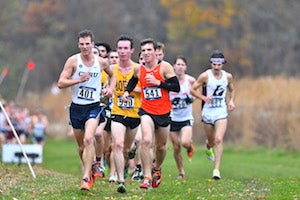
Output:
[111,62,141,118]
[101,70,109,87]
[100,70,112,106]
[139,64,171,115]
[71,54,102,105]
[202,69,228,115]
[170,75,194,122]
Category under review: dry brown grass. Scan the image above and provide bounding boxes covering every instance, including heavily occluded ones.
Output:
[192,76,300,150]
[21,76,300,150]
[22,89,72,139]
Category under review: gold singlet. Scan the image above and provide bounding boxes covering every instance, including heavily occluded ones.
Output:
[111,62,141,118]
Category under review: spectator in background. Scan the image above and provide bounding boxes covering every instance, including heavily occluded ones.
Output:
[0,100,33,146]
[190,50,235,180]
[30,109,49,147]
[4,105,28,144]
[0,99,7,147]
[19,107,31,142]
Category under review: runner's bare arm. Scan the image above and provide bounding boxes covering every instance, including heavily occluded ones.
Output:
[57,56,89,89]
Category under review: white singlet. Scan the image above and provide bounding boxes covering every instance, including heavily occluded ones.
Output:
[71,54,102,105]
[202,69,228,124]
[170,74,194,122]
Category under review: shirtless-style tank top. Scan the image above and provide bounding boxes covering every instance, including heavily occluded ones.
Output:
[71,54,102,105]
[139,64,171,115]
[111,62,141,118]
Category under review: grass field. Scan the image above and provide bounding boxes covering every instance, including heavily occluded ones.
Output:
[1,138,299,199]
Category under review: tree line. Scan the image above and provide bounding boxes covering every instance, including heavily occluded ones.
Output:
[0,0,299,100]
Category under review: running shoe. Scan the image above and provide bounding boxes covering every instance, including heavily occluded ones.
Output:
[80,177,93,190]
[152,168,162,188]
[212,169,221,180]
[108,174,117,183]
[117,181,126,193]
[139,177,151,189]
[92,162,105,178]
[132,165,144,181]
[205,147,215,161]
[178,173,185,179]
[89,168,96,183]
[187,144,195,158]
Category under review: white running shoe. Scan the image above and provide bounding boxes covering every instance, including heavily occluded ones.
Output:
[212,169,221,180]
[108,174,117,183]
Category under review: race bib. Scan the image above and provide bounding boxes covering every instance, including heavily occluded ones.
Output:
[117,96,134,109]
[78,86,96,101]
[172,98,188,109]
[210,97,223,108]
[143,86,162,100]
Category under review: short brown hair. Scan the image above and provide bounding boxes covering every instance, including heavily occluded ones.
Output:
[78,29,94,42]
[156,42,165,52]
[140,38,157,49]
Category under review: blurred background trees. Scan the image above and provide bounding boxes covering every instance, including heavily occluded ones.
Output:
[0,0,299,100]
[1,0,299,149]
[0,0,300,99]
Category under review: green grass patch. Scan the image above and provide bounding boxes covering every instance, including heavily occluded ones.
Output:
[1,138,299,199]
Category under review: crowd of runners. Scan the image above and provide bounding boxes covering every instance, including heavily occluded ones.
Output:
[55,29,235,193]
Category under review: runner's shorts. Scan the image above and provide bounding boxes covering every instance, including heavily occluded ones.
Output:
[70,102,105,130]
[201,112,228,125]
[111,114,140,129]
[170,119,193,132]
[138,108,171,129]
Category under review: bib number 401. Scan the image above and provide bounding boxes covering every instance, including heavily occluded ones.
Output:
[78,86,96,101]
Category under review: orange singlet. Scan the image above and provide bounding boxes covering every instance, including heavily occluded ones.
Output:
[139,64,171,115]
